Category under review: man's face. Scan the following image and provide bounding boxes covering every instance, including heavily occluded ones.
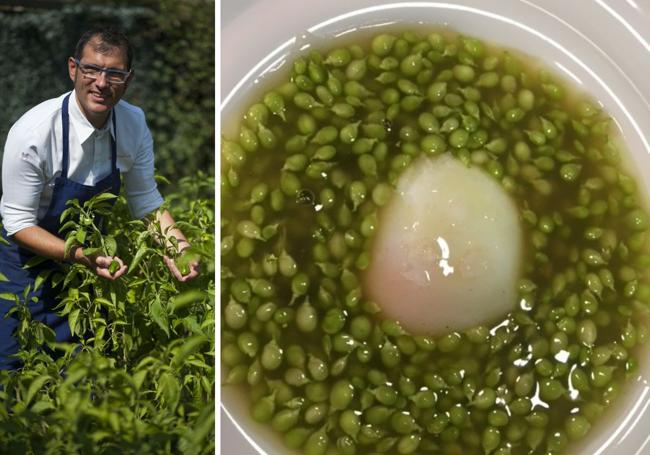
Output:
[68,38,132,128]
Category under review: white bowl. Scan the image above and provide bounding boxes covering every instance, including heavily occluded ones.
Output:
[221,1,650,453]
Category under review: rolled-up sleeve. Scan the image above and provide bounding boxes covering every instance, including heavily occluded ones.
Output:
[122,119,164,219]
[1,130,44,235]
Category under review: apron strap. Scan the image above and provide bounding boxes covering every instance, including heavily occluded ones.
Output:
[111,109,117,173]
[60,93,118,177]
[61,93,71,178]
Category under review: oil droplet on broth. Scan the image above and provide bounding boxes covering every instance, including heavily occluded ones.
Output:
[365,154,523,335]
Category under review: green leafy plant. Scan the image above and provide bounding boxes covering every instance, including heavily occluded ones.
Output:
[0,175,215,454]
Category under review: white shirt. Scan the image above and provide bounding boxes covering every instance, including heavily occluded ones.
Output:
[1,90,164,236]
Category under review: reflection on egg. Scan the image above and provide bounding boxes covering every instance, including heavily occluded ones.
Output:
[365,154,523,335]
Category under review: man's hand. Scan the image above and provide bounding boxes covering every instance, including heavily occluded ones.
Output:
[164,252,200,282]
[91,255,128,280]
[72,247,127,280]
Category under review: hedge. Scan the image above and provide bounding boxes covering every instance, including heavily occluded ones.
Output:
[0,0,215,195]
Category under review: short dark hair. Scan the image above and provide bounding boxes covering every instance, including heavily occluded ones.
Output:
[74,26,134,70]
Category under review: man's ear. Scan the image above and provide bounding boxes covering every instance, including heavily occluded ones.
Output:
[68,57,77,82]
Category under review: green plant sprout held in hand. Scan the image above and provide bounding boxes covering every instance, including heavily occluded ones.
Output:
[0,25,199,370]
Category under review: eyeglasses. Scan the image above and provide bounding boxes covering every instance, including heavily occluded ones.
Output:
[74,58,131,84]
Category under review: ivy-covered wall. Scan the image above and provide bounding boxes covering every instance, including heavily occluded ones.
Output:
[0,0,214,194]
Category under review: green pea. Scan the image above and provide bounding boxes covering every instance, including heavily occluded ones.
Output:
[370,182,392,206]
[426,81,447,102]
[270,408,300,433]
[398,53,422,76]
[237,331,259,357]
[380,339,401,368]
[261,339,283,370]
[248,278,275,298]
[239,126,259,152]
[283,345,305,370]
[508,397,531,416]
[274,251,297,279]
[453,64,475,83]
[263,91,286,121]
[307,354,329,381]
[339,409,361,439]
[339,122,360,144]
[236,220,264,241]
[304,402,328,425]
[308,60,327,84]
[221,235,234,257]
[326,101,353,119]
[230,279,251,303]
[320,308,346,335]
[294,115,315,137]
[284,427,311,449]
[449,404,470,427]
[296,300,318,333]
[505,107,525,123]
[224,300,247,330]
[330,379,355,411]
[344,181,366,211]
[222,343,245,368]
[362,122,387,140]
[487,409,509,428]
[309,125,337,145]
[476,71,499,87]
[482,427,501,453]
[421,134,446,155]
[577,319,597,346]
[390,411,417,434]
[245,103,269,129]
[325,48,352,67]
[438,332,462,352]
[582,248,606,266]
[251,393,275,423]
[289,275,309,303]
[304,427,329,455]
[335,436,356,455]
[566,414,591,440]
[255,124,276,150]
[473,388,496,410]
[345,59,367,81]
[224,363,248,384]
[346,315,370,341]
[539,378,565,401]
[591,365,615,388]
[222,140,246,170]
[294,92,321,110]
[281,367,309,388]
[625,208,649,231]
[372,384,398,406]
[448,129,470,148]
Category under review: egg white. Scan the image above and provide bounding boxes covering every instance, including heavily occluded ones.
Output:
[365,154,523,335]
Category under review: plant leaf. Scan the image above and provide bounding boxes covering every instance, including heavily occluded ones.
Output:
[0,292,17,302]
[22,255,48,269]
[150,298,169,337]
[104,236,117,256]
[33,269,52,292]
[25,375,50,406]
[171,335,207,368]
[169,290,207,313]
[68,308,81,337]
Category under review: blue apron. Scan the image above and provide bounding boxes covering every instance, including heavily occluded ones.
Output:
[0,93,121,369]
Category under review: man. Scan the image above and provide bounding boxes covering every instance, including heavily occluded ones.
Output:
[0,26,199,369]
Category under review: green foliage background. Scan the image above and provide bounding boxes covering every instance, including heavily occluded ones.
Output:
[0,0,215,192]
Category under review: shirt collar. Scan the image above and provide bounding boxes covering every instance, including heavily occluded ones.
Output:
[69,90,116,143]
